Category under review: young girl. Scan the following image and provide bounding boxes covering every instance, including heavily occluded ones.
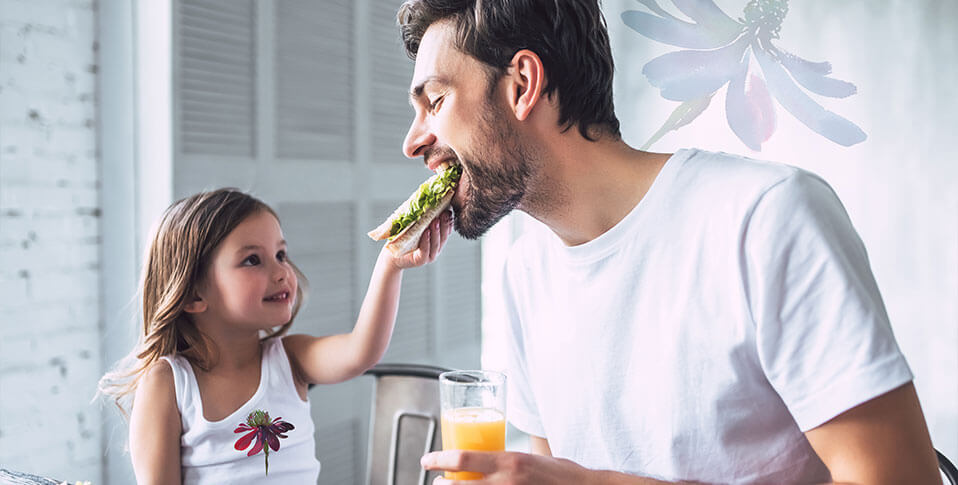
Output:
[98,188,452,484]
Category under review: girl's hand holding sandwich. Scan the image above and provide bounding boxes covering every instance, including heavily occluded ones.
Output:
[368,163,461,258]
[390,208,453,270]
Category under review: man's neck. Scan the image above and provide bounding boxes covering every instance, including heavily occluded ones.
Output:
[522,133,671,247]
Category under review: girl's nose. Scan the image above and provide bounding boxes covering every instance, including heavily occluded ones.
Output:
[272,261,289,282]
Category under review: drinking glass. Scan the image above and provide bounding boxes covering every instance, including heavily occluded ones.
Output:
[438,370,507,480]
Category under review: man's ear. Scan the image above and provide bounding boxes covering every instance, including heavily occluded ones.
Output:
[183,294,207,314]
[506,49,546,121]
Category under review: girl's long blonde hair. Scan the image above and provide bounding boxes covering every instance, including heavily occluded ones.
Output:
[97,189,307,418]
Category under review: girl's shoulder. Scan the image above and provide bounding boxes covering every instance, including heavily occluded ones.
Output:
[129,360,182,479]
[131,360,180,435]
[135,359,177,405]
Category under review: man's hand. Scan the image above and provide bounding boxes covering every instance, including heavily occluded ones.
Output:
[420,385,945,485]
[421,450,600,485]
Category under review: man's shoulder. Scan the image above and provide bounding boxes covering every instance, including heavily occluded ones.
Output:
[671,148,830,207]
[677,148,802,185]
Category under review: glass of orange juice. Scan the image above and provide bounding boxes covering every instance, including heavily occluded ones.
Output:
[438,370,507,480]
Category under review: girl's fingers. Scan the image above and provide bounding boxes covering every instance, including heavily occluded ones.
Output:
[397,213,452,269]
[410,227,430,266]
[418,223,431,253]
[429,219,441,260]
[439,210,452,247]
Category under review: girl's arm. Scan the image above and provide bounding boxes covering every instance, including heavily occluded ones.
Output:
[130,362,182,485]
[285,212,452,385]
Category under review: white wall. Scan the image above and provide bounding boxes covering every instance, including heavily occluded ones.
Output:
[0,0,103,481]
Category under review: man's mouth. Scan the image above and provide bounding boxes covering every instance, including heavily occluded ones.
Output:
[443,157,462,174]
[452,168,467,208]
[426,152,461,172]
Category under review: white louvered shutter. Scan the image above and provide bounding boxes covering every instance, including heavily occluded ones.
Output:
[369,0,414,165]
[173,1,482,482]
[178,0,257,157]
[275,0,353,161]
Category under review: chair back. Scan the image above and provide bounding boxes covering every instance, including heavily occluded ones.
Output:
[364,363,451,485]
[940,449,958,485]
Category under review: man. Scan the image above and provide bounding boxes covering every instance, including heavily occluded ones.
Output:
[398,0,941,483]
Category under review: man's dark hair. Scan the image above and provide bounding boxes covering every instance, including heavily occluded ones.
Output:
[398,0,621,141]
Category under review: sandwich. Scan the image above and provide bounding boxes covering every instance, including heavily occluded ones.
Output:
[368,163,462,256]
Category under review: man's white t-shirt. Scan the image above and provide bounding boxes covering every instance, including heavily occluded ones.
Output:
[498,149,912,484]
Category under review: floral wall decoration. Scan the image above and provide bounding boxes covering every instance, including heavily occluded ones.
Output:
[623,0,867,151]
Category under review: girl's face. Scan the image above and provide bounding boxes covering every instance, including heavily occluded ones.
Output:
[191,210,298,332]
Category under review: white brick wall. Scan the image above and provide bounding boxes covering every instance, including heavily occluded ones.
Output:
[0,0,102,482]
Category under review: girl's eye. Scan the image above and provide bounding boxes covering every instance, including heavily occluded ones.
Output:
[276,250,287,262]
[242,254,261,266]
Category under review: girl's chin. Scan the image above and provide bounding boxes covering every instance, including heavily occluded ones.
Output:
[269,315,293,327]
[258,312,294,329]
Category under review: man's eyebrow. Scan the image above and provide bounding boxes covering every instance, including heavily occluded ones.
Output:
[409,76,450,103]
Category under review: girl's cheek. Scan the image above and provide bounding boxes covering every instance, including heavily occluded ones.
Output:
[289,270,298,294]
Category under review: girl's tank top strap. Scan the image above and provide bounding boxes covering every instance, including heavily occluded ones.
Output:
[263,336,302,399]
[159,354,196,418]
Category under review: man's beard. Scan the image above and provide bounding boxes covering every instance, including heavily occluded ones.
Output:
[452,104,535,240]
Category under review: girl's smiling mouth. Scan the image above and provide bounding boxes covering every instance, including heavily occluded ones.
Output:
[263,291,290,303]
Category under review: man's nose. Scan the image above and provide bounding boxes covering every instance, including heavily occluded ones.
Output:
[403,116,436,159]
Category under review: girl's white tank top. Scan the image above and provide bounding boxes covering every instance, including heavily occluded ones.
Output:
[161,337,320,484]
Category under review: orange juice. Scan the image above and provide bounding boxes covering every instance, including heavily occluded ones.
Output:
[440,407,506,480]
